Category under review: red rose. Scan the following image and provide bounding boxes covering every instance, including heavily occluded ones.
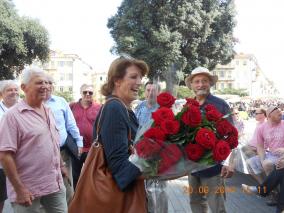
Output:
[185,98,200,107]
[213,140,231,161]
[144,127,166,142]
[204,104,218,112]
[152,107,175,125]
[181,106,202,127]
[225,127,239,149]
[205,110,223,122]
[157,92,176,108]
[225,134,238,149]
[216,119,233,136]
[135,138,162,159]
[160,120,180,135]
[195,128,216,149]
[185,143,205,161]
[158,144,182,173]
[204,105,223,122]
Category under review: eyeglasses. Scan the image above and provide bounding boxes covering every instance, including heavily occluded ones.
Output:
[83,91,93,95]
[255,112,263,115]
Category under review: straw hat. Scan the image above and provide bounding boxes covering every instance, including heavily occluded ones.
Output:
[185,67,218,88]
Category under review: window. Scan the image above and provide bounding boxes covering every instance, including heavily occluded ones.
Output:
[220,71,225,78]
[227,71,232,79]
[100,76,103,81]
[68,73,72,81]
[66,61,73,67]
[50,61,55,68]
[228,83,232,88]
[60,86,64,92]
[58,61,64,67]
[60,73,64,81]
[69,87,73,92]
[221,83,224,89]
[243,60,247,66]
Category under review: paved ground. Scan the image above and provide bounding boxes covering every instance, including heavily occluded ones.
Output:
[167,172,275,213]
[4,172,275,213]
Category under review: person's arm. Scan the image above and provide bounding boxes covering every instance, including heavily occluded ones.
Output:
[256,125,265,162]
[0,151,33,206]
[64,100,83,149]
[99,101,141,191]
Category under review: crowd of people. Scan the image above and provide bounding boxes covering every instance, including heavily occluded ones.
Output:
[0,58,283,213]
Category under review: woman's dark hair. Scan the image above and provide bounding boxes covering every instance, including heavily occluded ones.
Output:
[101,57,149,96]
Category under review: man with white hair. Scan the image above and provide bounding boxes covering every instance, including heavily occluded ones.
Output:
[0,67,67,212]
[0,80,19,213]
[185,67,234,213]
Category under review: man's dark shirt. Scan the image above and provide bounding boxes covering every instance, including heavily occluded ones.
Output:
[192,93,233,177]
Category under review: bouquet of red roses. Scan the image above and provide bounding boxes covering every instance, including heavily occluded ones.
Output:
[130,92,238,179]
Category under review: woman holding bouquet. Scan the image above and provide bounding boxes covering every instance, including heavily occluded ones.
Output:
[69,57,149,213]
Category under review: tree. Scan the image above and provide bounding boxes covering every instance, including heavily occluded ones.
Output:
[108,0,236,80]
[176,86,195,99]
[0,0,50,79]
[215,88,248,97]
[53,91,74,103]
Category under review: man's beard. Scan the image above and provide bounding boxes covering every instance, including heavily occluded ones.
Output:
[195,89,209,96]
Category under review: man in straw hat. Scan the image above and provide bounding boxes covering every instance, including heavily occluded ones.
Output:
[185,66,234,213]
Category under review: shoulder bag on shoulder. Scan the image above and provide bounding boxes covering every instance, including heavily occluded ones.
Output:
[68,97,146,213]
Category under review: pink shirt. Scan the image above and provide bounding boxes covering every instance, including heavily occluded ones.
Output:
[256,120,284,151]
[249,121,265,148]
[0,100,63,202]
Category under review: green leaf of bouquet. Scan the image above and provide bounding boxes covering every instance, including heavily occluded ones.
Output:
[197,151,215,165]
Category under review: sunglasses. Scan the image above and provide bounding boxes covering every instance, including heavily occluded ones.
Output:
[83,91,93,95]
[269,107,279,115]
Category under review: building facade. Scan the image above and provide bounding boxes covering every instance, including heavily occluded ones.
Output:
[34,50,94,101]
[212,53,278,97]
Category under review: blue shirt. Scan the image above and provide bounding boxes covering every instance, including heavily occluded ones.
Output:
[45,95,83,147]
[135,100,159,126]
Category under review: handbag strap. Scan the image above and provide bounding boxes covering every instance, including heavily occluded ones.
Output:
[95,97,131,142]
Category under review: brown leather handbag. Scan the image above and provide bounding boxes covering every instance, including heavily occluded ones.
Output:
[68,98,146,213]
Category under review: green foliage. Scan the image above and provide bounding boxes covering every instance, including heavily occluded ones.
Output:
[138,86,145,100]
[53,91,74,103]
[175,86,194,99]
[108,0,236,79]
[0,0,50,79]
[216,88,248,97]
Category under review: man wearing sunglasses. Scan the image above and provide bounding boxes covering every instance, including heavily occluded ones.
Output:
[243,106,284,206]
[256,106,284,176]
[69,84,101,189]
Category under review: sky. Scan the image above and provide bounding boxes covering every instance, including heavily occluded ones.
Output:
[12,0,284,94]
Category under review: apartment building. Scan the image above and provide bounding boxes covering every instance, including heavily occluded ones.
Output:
[34,50,94,100]
[212,53,278,97]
